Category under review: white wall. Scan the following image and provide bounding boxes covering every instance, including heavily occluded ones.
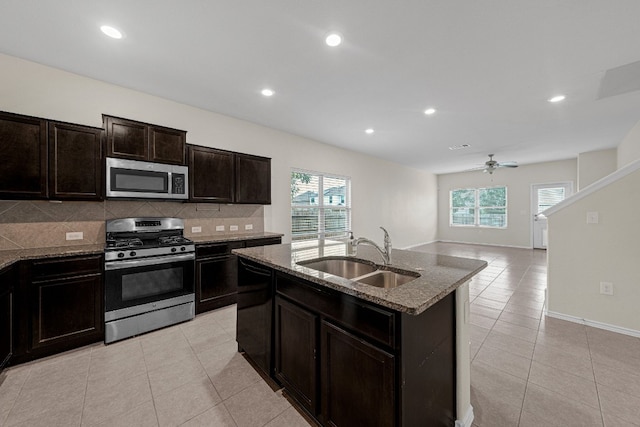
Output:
[577,149,617,190]
[0,53,437,248]
[617,119,640,168]
[547,166,640,333]
[437,159,577,248]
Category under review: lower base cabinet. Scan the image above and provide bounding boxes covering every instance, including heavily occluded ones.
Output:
[0,265,16,371]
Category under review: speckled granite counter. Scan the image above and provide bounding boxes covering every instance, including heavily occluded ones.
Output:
[0,232,284,271]
[233,240,486,315]
[0,244,105,271]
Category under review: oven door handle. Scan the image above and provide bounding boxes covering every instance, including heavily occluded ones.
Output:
[105,253,195,271]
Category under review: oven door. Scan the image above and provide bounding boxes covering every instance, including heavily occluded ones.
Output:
[105,253,195,314]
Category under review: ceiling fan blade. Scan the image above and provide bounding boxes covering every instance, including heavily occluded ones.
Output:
[498,163,518,168]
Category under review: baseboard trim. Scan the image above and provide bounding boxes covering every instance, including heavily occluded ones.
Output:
[545,310,640,338]
[455,405,474,427]
[437,239,532,250]
[400,240,438,250]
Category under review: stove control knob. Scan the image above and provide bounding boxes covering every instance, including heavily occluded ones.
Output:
[118,252,125,258]
[180,246,186,252]
[171,247,177,253]
[130,251,136,257]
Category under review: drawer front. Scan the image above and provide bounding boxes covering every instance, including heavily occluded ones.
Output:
[276,273,395,348]
[31,254,103,280]
[196,242,243,258]
[244,237,281,248]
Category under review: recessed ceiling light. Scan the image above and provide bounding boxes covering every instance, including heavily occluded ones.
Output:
[325,32,343,47]
[548,95,566,103]
[424,108,436,115]
[261,88,275,97]
[365,128,374,134]
[100,25,123,39]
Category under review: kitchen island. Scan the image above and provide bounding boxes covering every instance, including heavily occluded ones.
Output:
[233,240,486,427]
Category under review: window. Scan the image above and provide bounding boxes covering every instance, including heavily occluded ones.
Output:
[291,170,351,241]
[450,186,507,228]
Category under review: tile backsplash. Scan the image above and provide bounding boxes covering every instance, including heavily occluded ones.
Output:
[0,200,264,250]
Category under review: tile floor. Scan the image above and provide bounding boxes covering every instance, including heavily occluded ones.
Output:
[0,242,639,426]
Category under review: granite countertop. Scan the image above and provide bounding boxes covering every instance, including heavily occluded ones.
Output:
[233,240,487,315]
[0,232,284,271]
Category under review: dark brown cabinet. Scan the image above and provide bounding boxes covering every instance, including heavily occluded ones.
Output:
[187,144,271,204]
[49,121,103,200]
[196,237,281,314]
[235,153,271,204]
[188,145,235,202]
[0,111,48,199]
[0,264,16,371]
[25,254,104,360]
[274,295,318,415]
[104,115,186,165]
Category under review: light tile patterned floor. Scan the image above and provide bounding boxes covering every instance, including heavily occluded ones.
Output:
[1,242,639,426]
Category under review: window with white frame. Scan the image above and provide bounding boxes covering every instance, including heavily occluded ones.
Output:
[450,186,507,228]
[291,170,351,241]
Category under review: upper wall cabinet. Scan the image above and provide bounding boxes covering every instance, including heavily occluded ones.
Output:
[236,153,271,204]
[0,111,48,199]
[49,122,103,200]
[0,112,103,201]
[103,115,186,165]
[187,144,271,204]
[188,145,235,203]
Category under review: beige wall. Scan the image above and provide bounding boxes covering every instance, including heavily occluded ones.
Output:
[577,149,617,190]
[617,119,640,168]
[437,159,577,248]
[547,167,640,333]
[0,53,437,248]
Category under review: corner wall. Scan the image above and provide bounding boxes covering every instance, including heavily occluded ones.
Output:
[437,159,576,248]
[577,149,617,190]
[0,53,437,248]
[546,166,640,333]
[617,119,640,168]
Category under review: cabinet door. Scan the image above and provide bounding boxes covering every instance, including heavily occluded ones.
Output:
[105,116,148,161]
[0,266,15,371]
[49,122,103,200]
[235,153,271,204]
[275,296,318,415]
[321,320,395,427]
[149,125,186,165]
[196,254,238,313]
[0,111,47,198]
[188,145,235,202]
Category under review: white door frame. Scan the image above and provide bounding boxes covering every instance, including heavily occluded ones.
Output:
[530,181,574,248]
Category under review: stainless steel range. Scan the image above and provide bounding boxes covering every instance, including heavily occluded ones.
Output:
[104,217,195,344]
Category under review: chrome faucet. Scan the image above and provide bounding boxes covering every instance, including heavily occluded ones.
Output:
[353,227,392,265]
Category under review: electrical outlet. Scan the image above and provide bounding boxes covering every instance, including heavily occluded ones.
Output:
[600,282,614,296]
[66,231,83,241]
[216,225,225,232]
[587,211,599,224]
[245,224,253,230]
[191,226,202,233]
[230,225,239,231]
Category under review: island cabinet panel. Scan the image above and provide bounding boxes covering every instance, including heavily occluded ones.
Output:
[235,153,271,204]
[0,264,17,371]
[188,145,235,202]
[104,115,186,165]
[48,121,103,200]
[0,111,48,199]
[23,254,104,361]
[321,320,395,427]
[274,295,318,415]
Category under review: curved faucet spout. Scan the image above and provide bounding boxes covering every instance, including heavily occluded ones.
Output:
[353,227,392,265]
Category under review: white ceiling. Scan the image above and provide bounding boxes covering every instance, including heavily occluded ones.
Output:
[2,0,640,174]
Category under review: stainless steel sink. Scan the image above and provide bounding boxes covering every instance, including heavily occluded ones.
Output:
[355,270,419,289]
[297,257,377,279]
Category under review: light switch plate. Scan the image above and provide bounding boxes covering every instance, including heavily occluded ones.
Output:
[191,226,202,233]
[216,225,225,232]
[230,225,239,231]
[600,282,614,295]
[587,211,599,224]
[66,231,83,240]
[245,224,253,230]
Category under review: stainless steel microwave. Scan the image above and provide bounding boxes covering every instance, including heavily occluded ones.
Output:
[106,157,189,200]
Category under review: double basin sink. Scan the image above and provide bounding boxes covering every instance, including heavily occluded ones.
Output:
[297,257,419,289]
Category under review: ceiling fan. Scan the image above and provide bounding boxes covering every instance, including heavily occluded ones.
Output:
[481,154,518,174]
